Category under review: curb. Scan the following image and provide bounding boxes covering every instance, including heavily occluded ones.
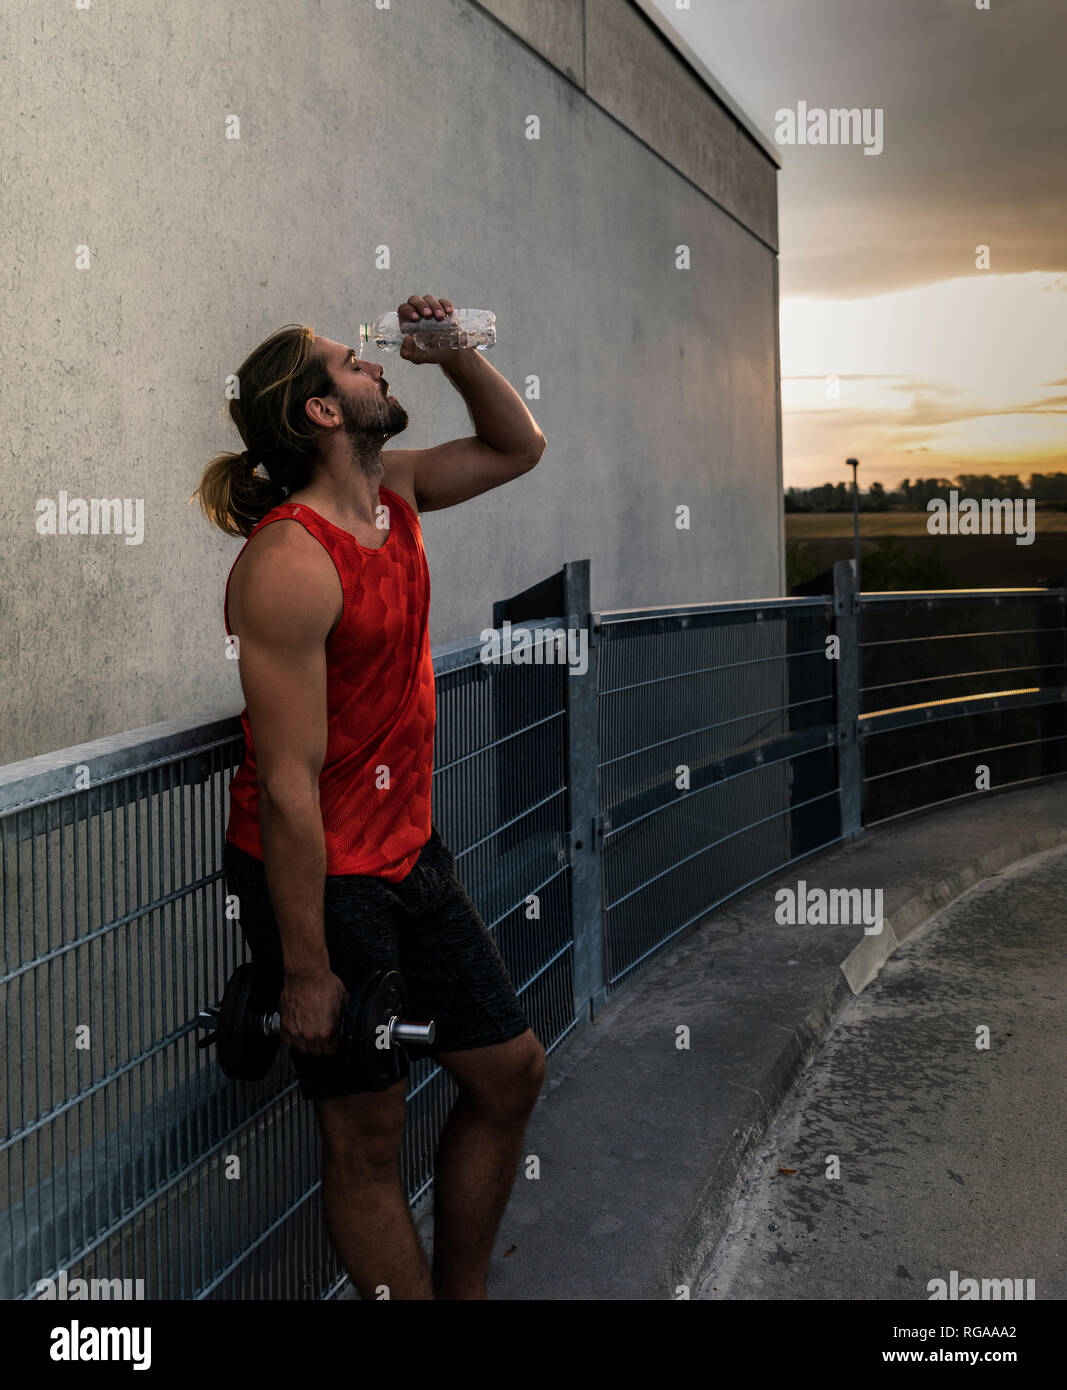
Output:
[666,968,851,1298]
[666,822,1067,1297]
[840,821,1067,994]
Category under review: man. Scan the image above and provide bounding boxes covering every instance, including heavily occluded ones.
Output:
[199,293,548,1299]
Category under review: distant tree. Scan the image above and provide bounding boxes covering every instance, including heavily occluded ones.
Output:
[786,542,819,591]
[861,536,959,591]
[866,481,889,511]
[1030,473,1067,503]
[783,470,1067,511]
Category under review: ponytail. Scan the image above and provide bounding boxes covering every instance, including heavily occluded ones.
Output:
[192,449,284,539]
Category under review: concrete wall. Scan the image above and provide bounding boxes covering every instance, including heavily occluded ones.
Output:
[0,0,780,764]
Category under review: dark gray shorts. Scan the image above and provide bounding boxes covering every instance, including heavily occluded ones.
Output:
[221,824,532,1099]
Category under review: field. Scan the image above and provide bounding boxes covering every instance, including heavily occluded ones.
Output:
[785,510,1067,538]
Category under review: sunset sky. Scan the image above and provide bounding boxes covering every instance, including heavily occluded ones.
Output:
[648,0,1067,491]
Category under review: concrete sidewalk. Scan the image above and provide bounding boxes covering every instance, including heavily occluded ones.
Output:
[416,781,1067,1300]
[698,840,1067,1300]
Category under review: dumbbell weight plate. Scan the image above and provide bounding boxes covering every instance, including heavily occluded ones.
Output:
[217,962,279,1081]
[343,969,409,1091]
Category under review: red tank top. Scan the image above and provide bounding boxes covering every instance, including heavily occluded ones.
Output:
[223,486,436,881]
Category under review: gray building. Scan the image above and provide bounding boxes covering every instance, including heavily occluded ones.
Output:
[0,0,780,765]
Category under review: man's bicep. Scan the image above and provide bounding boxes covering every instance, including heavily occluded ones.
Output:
[230,536,338,795]
[237,630,329,795]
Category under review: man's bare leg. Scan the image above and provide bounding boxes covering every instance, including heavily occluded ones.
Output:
[431,1030,547,1299]
[315,1083,433,1300]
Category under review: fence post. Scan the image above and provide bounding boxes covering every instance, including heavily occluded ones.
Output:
[833,559,864,841]
[562,559,606,1022]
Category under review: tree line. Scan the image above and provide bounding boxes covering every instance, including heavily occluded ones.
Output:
[784,473,1067,512]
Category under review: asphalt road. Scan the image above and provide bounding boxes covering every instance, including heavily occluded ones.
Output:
[698,843,1067,1301]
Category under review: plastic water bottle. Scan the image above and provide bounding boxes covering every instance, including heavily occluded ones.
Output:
[359,309,496,353]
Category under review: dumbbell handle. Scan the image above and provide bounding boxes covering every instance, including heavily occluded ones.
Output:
[262,1011,436,1047]
[196,1007,435,1047]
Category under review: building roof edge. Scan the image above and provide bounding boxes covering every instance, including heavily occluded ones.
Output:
[629,0,782,168]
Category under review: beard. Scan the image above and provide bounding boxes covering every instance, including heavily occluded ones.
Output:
[340,387,409,445]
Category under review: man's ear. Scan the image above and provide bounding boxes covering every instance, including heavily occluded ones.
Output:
[305,396,334,428]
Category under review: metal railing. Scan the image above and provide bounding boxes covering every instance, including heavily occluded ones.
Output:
[3,559,1064,1299]
[593,595,838,990]
[855,583,1067,825]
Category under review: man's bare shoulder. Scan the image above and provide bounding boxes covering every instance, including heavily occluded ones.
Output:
[234,514,336,572]
[229,518,341,631]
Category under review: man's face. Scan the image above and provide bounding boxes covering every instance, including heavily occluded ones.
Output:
[318,336,409,441]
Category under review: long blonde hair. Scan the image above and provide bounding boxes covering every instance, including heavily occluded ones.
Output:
[191,323,335,537]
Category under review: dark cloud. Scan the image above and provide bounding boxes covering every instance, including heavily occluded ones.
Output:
[654,0,1067,298]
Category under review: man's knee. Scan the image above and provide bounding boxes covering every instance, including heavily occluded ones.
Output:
[444,1031,547,1119]
[523,1038,548,1098]
[315,1081,408,1169]
[497,1041,546,1120]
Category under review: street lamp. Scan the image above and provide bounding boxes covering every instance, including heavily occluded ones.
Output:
[845,457,860,592]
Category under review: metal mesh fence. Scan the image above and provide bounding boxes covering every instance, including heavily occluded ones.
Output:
[595,599,840,989]
[859,591,1067,824]
[3,578,1064,1299]
[1,629,571,1301]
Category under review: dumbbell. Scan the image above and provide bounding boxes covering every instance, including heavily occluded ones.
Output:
[196,963,436,1091]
